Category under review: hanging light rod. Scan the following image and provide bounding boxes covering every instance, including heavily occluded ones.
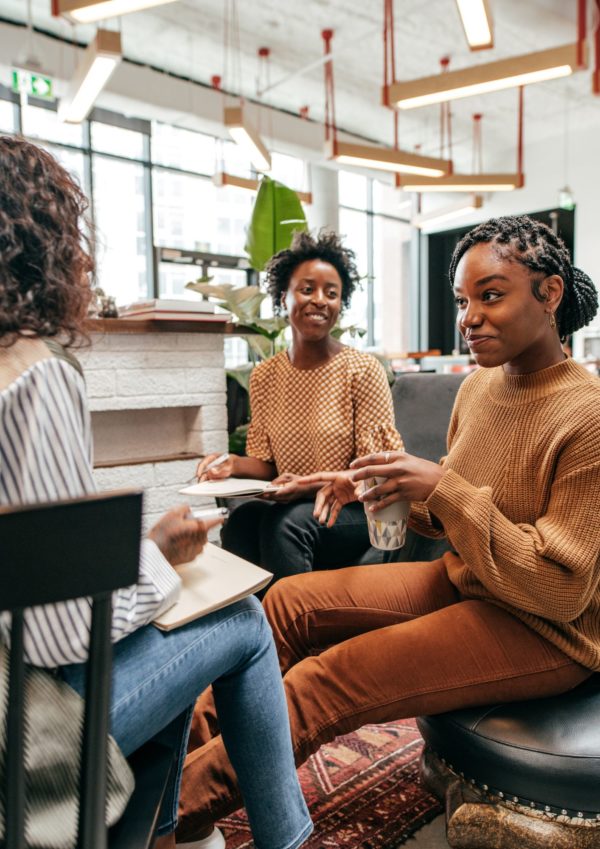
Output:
[58,29,121,123]
[224,106,271,173]
[412,194,483,229]
[388,43,587,109]
[213,171,312,203]
[52,0,179,23]
[455,0,493,50]
[326,139,451,177]
[398,173,523,192]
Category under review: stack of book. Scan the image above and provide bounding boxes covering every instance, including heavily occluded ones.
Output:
[119,298,230,322]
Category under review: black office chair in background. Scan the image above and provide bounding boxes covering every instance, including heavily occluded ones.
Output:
[0,490,174,849]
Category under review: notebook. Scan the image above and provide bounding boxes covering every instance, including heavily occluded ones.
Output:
[180,478,281,498]
[152,543,272,632]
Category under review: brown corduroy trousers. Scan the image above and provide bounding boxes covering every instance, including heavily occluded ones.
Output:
[177,555,590,842]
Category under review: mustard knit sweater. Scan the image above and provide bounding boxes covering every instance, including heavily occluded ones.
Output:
[411,357,600,672]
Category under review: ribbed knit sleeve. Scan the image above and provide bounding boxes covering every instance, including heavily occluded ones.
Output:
[427,465,600,622]
[0,357,181,668]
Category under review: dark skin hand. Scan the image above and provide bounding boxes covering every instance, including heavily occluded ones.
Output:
[147,504,224,566]
[298,453,446,527]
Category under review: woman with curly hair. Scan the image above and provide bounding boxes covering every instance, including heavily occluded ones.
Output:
[0,136,312,849]
[196,230,403,581]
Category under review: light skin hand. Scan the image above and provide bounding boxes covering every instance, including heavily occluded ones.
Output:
[350,451,446,511]
[147,504,224,566]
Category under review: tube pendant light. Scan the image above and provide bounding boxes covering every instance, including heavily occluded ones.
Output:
[52,0,179,24]
[58,29,121,124]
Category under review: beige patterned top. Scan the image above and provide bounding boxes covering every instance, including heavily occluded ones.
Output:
[246,347,403,476]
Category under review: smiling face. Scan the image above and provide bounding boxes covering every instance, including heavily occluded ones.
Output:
[453,242,564,374]
[282,259,342,341]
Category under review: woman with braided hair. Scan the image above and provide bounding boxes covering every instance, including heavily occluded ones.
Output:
[177,215,600,841]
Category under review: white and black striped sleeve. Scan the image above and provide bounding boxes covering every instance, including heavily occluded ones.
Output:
[0,357,181,668]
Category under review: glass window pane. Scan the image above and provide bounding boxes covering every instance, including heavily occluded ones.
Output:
[221,139,254,179]
[41,143,86,194]
[271,152,306,190]
[339,170,368,210]
[373,216,412,353]
[339,208,369,348]
[0,99,15,133]
[373,178,411,219]
[153,169,254,255]
[152,121,215,174]
[93,155,149,304]
[91,122,145,159]
[22,103,83,147]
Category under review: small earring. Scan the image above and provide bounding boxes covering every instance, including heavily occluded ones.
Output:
[549,312,556,329]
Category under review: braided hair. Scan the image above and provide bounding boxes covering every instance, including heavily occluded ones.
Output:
[265,230,359,315]
[449,216,598,341]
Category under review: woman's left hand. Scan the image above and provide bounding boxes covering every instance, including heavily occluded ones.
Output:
[351,451,445,510]
[295,470,358,527]
[260,472,322,503]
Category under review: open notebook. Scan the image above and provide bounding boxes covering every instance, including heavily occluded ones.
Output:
[180,478,280,498]
[152,543,272,632]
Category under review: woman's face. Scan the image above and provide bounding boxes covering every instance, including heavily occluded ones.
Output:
[453,242,563,373]
[282,259,342,341]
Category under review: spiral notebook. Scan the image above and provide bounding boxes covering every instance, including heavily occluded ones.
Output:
[180,478,280,498]
[152,543,272,631]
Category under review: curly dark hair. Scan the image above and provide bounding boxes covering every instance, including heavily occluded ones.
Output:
[449,215,598,341]
[265,230,360,315]
[0,136,94,347]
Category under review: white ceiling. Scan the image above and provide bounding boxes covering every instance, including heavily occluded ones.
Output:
[1,0,599,170]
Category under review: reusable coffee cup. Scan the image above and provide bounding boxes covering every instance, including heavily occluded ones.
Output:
[362,477,410,550]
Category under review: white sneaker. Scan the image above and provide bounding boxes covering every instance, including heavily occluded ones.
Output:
[177,826,226,849]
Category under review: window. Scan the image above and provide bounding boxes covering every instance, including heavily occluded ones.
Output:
[21,103,84,147]
[152,122,215,174]
[0,98,15,133]
[91,122,145,159]
[93,156,149,304]
[339,207,370,347]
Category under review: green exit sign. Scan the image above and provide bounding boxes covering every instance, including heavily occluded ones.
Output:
[12,69,54,100]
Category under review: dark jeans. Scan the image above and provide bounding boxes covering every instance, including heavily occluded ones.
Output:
[221,498,377,582]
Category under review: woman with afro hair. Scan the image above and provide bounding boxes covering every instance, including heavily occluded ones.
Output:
[196,230,402,582]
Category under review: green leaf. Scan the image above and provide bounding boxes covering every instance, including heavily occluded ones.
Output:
[245,176,308,271]
[226,364,254,395]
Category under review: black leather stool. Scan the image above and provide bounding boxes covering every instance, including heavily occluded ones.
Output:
[417,674,600,848]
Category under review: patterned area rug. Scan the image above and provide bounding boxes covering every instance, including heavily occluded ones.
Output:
[218,719,443,848]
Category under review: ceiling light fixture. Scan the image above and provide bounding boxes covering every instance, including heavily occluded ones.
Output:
[224,105,271,173]
[455,0,493,50]
[325,138,451,177]
[58,29,121,124]
[412,194,483,229]
[388,43,587,109]
[51,0,178,24]
[398,173,523,192]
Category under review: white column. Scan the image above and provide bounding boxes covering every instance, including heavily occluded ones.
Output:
[306,165,339,232]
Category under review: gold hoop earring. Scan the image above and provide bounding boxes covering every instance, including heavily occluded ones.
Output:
[549,312,556,329]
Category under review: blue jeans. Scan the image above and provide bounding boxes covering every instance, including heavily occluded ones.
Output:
[222,499,379,583]
[60,595,312,848]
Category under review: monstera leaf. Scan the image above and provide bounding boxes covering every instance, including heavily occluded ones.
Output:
[245,176,308,271]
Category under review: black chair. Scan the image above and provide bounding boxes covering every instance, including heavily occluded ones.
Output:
[389,372,600,848]
[0,490,175,849]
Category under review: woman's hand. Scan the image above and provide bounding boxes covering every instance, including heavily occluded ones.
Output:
[260,472,322,503]
[196,453,235,481]
[350,451,446,511]
[147,504,225,566]
[295,470,359,527]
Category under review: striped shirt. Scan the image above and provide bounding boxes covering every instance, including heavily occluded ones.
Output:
[0,354,181,668]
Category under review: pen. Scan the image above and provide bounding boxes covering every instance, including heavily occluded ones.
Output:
[202,452,230,473]
[189,507,230,521]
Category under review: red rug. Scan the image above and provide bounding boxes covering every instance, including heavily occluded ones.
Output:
[218,719,443,848]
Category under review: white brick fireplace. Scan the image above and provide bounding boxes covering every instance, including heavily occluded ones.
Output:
[79,321,229,530]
